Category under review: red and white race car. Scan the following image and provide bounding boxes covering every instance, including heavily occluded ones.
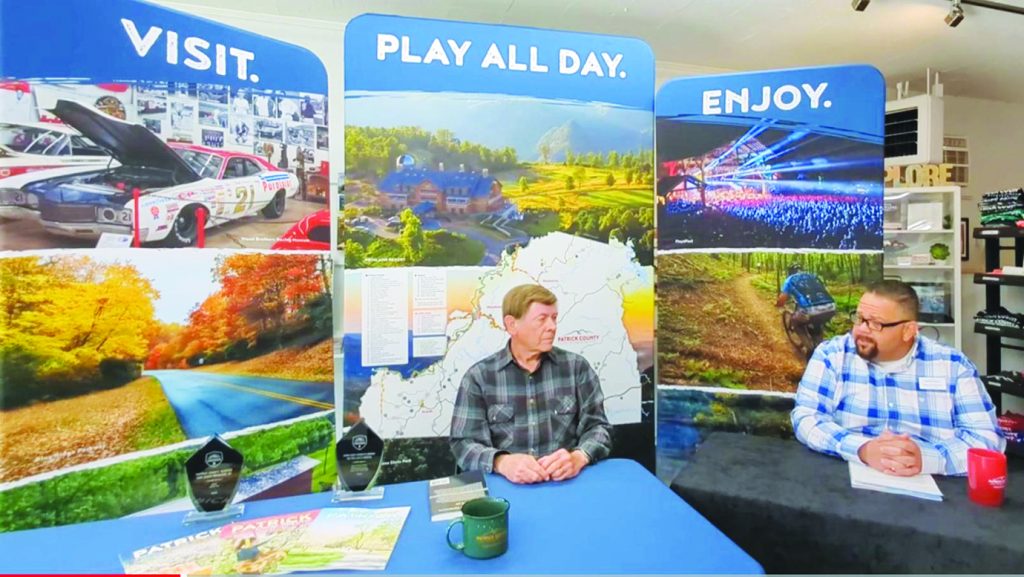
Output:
[0,121,111,179]
[271,209,331,250]
[0,99,300,247]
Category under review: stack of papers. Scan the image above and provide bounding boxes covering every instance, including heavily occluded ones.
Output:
[848,462,943,501]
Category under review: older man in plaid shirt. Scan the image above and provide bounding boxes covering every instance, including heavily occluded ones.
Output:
[792,280,1004,476]
[450,284,613,484]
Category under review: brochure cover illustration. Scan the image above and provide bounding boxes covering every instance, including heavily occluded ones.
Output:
[122,507,411,574]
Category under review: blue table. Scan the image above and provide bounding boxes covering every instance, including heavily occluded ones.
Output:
[0,458,762,574]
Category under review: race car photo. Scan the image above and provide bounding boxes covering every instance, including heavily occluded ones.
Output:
[0,120,111,179]
[0,99,301,248]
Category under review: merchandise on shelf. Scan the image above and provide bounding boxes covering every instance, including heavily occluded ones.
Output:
[995,408,1024,451]
[974,307,1024,330]
[1000,266,1024,276]
[981,371,1024,390]
[975,224,1024,452]
[979,187,1024,226]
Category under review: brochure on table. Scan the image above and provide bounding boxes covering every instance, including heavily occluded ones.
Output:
[122,507,411,574]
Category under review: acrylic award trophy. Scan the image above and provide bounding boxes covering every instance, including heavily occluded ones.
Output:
[183,434,245,524]
[333,419,385,501]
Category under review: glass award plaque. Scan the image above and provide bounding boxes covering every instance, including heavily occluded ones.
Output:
[333,420,385,502]
[183,435,245,524]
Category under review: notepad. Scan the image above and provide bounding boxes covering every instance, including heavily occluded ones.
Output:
[848,462,944,501]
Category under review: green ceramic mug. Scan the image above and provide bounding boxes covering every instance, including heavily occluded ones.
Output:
[446,497,510,559]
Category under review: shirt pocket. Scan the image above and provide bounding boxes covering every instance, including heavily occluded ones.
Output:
[554,395,577,416]
[487,403,516,450]
[551,395,578,444]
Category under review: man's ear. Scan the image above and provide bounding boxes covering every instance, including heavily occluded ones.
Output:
[902,321,919,344]
[503,314,517,334]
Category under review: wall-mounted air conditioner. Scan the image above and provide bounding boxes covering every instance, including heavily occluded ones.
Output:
[885,94,944,166]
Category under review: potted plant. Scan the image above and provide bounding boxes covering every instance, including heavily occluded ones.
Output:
[930,242,951,264]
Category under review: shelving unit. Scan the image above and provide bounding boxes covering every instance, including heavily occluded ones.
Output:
[975,272,1024,288]
[883,186,961,349]
[992,377,1024,401]
[972,225,1024,417]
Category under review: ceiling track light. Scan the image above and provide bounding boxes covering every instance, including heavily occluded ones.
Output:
[962,0,1024,15]
[849,0,1024,18]
[946,0,965,27]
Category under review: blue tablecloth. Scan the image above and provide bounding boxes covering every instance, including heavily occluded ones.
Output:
[0,458,761,574]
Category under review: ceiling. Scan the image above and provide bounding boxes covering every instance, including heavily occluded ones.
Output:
[163,0,1024,103]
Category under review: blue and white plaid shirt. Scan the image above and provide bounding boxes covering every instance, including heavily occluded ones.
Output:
[792,333,1004,475]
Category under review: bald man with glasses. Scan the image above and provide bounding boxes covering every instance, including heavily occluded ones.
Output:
[792,280,1004,476]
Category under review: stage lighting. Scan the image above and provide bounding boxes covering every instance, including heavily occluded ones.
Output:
[945,0,965,26]
[851,0,870,11]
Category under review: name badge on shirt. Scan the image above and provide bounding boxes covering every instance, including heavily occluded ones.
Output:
[918,377,948,391]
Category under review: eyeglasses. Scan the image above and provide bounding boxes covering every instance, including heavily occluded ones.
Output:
[849,312,912,332]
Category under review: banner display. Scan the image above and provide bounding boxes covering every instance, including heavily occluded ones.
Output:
[343,14,656,482]
[654,66,885,479]
[0,0,335,533]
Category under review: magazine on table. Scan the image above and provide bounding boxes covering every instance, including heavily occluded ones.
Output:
[121,507,410,574]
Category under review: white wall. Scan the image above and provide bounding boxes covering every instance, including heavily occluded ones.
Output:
[944,96,1024,385]
[655,61,735,89]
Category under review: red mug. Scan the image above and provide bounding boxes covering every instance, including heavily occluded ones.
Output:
[967,448,1007,507]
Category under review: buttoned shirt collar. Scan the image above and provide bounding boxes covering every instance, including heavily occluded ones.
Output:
[496,339,560,371]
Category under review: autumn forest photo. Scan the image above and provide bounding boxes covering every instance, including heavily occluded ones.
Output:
[0,250,334,484]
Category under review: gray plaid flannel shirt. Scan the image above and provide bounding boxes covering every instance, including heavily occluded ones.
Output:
[449,343,613,473]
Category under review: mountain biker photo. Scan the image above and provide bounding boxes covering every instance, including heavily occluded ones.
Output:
[656,252,881,392]
[776,263,838,358]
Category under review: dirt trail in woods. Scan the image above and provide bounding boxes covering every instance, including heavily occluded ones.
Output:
[659,273,806,392]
